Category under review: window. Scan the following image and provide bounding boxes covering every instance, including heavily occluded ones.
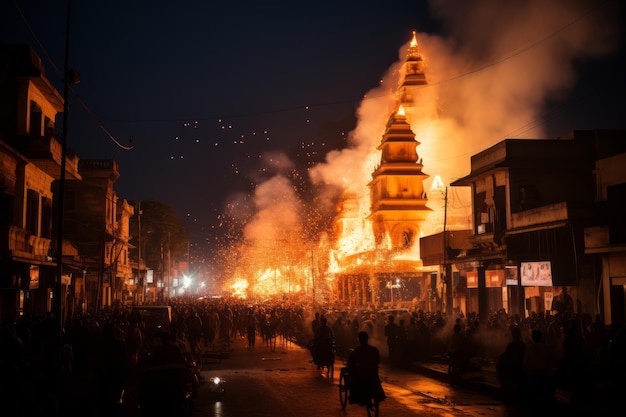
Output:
[41,197,52,239]
[608,183,626,244]
[26,189,39,235]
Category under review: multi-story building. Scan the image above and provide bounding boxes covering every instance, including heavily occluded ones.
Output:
[64,159,134,311]
[582,132,626,326]
[421,130,626,326]
[0,44,81,321]
[0,44,136,320]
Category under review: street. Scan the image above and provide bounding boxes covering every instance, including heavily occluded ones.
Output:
[191,335,513,417]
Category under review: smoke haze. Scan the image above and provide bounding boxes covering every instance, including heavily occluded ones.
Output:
[224,0,621,295]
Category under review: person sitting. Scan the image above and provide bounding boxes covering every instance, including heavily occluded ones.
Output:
[347,331,386,405]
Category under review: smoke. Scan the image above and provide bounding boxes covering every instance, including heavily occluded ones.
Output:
[310,0,620,238]
[223,0,620,295]
[243,174,302,244]
[309,61,400,196]
[416,0,620,189]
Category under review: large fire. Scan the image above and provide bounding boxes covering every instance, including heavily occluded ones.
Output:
[224,32,470,301]
[223,0,605,302]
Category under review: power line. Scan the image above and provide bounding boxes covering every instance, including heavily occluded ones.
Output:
[10,0,134,151]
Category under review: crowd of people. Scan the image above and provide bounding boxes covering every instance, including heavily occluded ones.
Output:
[1,295,625,416]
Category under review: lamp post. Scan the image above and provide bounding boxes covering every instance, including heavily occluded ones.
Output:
[82,267,86,312]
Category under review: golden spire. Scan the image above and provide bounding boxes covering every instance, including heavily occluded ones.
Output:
[398,30,427,106]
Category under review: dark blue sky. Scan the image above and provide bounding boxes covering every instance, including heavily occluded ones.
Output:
[2,0,625,263]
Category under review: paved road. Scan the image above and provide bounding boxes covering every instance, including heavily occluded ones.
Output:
[191,335,514,417]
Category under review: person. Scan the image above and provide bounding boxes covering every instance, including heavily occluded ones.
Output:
[140,331,192,416]
[384,315,399,362]
[496,324,526,405]
[149,331,186,365]
[311,317,334,367]
[94,324,127,417]
[448,323,466,379]
[551,286,574,318]
[245,309,258,350]
[522,329,554,407]
[347,331,386,406]
[311,312,321,335]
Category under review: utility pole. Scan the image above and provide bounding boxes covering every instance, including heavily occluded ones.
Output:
[137,201,143,303]
[443,186,453,317]
[311,250,315,308]
[55,0,72,329]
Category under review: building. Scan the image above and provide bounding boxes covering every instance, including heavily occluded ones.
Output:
[420,130,626,325]
[582,132,626,326]
[332,33,437,308]
[63,159,135,311]
[0,44,81,322]
[0,44,137,320]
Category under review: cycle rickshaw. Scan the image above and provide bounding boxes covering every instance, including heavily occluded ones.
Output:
[338,366,382,417]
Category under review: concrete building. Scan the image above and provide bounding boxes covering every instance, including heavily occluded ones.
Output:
[0,44,136,320]
[63,159,135,311]
[332,33,436,308]
[420,130,626,326]
[0,44,81,322]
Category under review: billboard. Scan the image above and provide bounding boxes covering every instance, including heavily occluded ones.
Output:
[520,261,553,287]
[466,271,478,288]
[485,269,505,287]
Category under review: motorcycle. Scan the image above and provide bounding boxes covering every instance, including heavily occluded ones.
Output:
[206,375,226,397]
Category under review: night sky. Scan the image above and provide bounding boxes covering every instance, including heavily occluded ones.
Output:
[2,0,625,275]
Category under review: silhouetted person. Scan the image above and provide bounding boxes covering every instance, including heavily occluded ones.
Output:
[556,325,591,411]
[311,312,321,335]
[347,331,386,405]
[311,317,334,366]
[448,323,466,379]
[523,329,554,407]
[94,324,127,417]
[496,325,526,405]
[186,311,202,355]
[551,286,574,319]
[140,332,191,417]
[384,315,399,362]
[245,309,258,350]
[396,319,408,364]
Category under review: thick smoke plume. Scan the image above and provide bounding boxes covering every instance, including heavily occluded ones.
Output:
[312,0,620,237]
[224,0,620,296]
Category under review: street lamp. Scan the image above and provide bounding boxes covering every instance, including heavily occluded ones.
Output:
[82,268,86,312]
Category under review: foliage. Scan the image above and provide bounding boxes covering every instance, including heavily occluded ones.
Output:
[129,199,189,270]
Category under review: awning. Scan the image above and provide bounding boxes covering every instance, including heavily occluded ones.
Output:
[505,221,567,236]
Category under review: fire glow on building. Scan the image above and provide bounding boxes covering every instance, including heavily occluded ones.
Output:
[224,32,472,306]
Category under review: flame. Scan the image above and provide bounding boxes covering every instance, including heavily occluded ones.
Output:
[410,30,418,48]
[220,31,471,302]
[229,278,249,299]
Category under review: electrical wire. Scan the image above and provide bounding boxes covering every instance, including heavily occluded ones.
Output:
[10,0,134,151]
[10,0,607,148]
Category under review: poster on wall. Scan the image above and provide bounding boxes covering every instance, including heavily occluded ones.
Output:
[29,265,39,289]
[485,269,504,287]
[505,266,518,285]
[466,271,478,288]
[520,261,553,286]
[544,292,554,311]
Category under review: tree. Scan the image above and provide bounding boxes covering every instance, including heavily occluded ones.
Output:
[129,200,189,272]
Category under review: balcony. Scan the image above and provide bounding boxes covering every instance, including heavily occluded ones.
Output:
[15,133,81,180]
[1,225,52,262]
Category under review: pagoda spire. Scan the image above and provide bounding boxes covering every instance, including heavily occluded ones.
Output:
[368,103,430,249]
[398,31,427,107]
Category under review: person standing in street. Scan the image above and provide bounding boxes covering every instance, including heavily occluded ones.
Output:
[245,309,258,350]
[384,315,399,362]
